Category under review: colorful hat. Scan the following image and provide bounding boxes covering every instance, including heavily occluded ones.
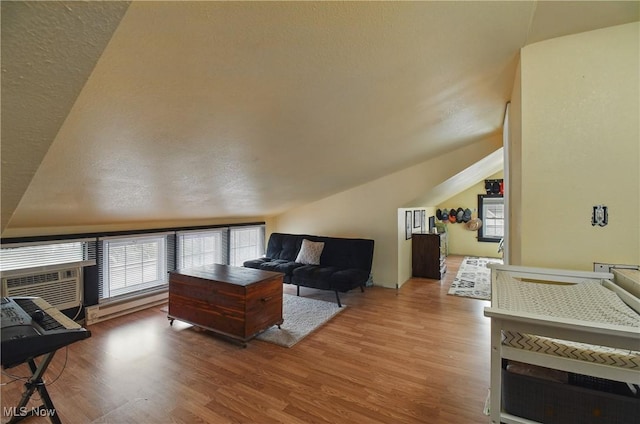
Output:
[448,211,456,223]
[455,208,464,223]
[436,209,442,220]
[441,209,449,222]
[462,208,472,222]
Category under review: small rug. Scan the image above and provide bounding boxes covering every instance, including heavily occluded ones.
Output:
[448,256,503,300]
[256,293,345,348]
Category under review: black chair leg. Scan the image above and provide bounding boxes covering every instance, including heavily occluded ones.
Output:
[297,285,300,296]
[360,284,365,293]
[334,291,342,308]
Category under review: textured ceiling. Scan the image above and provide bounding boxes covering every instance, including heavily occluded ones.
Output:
[1,1,132,232]
[2,1,638,233]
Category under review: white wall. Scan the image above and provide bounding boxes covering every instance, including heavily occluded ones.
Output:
[274,136,502,288]
[515,22,639,269]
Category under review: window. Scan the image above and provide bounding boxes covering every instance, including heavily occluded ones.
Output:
[176,225,265,268]
[0,239,95,272]
[3,223,265,303]
[229,226,265,266]
[477,195,504,242]
[177,229,226,269]
[101,235,168,300]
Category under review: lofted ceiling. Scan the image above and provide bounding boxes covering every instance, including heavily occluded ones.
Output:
[2,1,638,234]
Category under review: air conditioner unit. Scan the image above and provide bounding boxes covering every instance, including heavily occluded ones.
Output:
[1,267,82,311]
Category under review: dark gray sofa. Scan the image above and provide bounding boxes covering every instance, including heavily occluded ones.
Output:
[243,232,374,307]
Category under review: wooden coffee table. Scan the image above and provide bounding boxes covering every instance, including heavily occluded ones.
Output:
[168,264,284,346]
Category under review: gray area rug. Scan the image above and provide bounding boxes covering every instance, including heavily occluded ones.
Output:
[448,256,503,300]
[256,293,345,347]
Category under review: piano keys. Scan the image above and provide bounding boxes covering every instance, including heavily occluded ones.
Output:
[1,296,91,368]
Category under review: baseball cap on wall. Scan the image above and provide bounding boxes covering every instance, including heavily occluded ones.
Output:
[462,208,472,222]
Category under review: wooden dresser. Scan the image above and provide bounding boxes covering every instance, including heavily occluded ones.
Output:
[168,264,284,346]
[412,233,447,279]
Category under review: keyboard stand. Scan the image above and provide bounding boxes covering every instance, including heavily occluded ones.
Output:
[7,351,62,424]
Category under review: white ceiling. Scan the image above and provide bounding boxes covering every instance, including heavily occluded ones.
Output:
[2,1,638,234]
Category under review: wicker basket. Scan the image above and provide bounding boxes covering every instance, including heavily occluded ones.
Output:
[502,368,640,423]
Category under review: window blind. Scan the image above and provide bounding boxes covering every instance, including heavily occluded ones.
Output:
[176,228,227,270]
[229,225,265,267]
[0,239,97,273]
[100,234,168,301]
[483,197,505,238]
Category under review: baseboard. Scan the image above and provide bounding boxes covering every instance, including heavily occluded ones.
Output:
[85,291,167,325]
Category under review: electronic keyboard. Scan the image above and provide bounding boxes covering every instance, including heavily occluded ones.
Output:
[1,296,91,368]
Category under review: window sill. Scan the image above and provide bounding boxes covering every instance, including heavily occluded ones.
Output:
[478,237,501,243]
[100,285,168,306]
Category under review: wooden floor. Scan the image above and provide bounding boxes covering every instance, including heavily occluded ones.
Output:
[1,255,492,424]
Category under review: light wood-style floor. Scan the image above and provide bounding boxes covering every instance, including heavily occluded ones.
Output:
[2,255,492,424]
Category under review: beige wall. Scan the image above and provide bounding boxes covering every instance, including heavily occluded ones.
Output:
[508,61,523,265]
[514,22,639,270]
[274,136,502,288]
[437,171,504,259]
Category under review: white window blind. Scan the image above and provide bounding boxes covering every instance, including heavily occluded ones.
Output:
[230,226,264,267]
[176,229,226,270]
[482,197,505,239]
[0,239,95,273]
[102,235,167,300]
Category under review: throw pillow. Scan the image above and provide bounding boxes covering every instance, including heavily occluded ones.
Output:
[295,239,324,265]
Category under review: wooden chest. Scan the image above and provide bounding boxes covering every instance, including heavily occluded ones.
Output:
[168,264,284,345]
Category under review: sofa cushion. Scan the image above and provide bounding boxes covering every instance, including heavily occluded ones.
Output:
[257,259,304,275]
[331,268,370,291]
[264,233,303,261]
[243,258,269,269]
[295,239,325,265]
[292,265,340,290]
[292,265,369,292]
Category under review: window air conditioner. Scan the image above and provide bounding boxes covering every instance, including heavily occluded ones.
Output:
[1,267,82,311]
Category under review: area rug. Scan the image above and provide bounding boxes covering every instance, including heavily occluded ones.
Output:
[448,256,503,300]
[255,293,345,348]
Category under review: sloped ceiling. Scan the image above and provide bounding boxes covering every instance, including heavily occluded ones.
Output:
[2,1,638,234]
[1,1,132,232]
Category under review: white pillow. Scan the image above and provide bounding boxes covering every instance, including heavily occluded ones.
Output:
[295,239,325,265]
